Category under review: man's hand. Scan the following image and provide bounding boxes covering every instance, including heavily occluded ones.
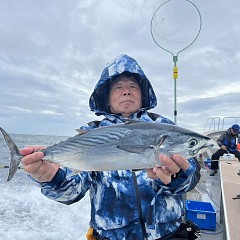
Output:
[220,145,227,151]
[21,146,60,182]
[147,154,190,185]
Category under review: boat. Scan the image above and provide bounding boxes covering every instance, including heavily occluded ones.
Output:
[201,116,240,159]
[186,116,240,240]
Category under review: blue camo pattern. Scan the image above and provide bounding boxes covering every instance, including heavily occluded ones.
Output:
[89,54,157,116]
[34,54,198,239]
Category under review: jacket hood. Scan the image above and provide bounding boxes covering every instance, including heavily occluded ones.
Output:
[89,54,157,116]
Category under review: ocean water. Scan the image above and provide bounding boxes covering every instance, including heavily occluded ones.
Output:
[0,133,90,240]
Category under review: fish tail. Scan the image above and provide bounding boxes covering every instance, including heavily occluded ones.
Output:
[0,127,22,181]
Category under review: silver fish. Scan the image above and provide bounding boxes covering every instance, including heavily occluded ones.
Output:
[0,121,213,181]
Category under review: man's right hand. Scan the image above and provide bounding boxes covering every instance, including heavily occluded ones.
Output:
[20,146,60,182]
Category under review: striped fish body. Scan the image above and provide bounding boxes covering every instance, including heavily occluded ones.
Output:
[42,127,157,171]
[0,121,213,181]
[41,121,212,171]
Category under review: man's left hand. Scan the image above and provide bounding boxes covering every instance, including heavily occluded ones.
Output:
[147,154,190,185]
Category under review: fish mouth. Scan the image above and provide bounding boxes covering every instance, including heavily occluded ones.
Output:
[192,142,214,156]
[189,142,214,156]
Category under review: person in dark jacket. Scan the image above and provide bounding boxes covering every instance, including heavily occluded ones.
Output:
[210,124,240,176]
[20,54,201,240]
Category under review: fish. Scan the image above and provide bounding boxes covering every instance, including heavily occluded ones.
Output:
[0,121,214,181]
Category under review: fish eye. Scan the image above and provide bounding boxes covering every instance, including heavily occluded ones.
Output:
[189,138,198,148]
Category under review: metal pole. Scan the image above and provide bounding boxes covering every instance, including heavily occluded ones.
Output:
[173,55,178,124]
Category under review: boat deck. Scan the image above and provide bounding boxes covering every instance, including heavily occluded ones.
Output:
[186,167,223,240]
[187,159,240,240]
[219,161,240,240]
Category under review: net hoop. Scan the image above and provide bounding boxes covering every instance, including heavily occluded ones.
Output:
[151,0,202,57]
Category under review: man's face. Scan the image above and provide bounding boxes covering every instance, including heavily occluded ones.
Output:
[109,76,142,118]
[231,128,238,135]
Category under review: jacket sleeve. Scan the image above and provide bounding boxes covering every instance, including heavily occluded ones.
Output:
[179,157,201,192]
[30,168,93,205]
[146,158,201,228]
[29,123,99,204]
[152,115,201,193]
[152,157,201,194]
[217,132,227,147]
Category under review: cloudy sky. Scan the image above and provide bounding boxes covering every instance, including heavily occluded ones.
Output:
[0,0,240,136]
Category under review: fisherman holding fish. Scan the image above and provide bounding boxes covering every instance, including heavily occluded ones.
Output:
[2,54,208,239]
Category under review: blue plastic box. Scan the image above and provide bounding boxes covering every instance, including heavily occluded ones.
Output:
[185,200,216,231]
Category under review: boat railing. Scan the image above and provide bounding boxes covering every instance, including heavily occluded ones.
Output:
[199,117,240,163]
[203,117,240,135]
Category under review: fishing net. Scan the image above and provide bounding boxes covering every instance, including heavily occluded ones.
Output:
[151,0,202,56]
[150,0,202,123]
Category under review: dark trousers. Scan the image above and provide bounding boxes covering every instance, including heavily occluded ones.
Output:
[211,149,240,170]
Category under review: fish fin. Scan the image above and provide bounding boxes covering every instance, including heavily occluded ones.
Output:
[156,135,172,152]
[158,135,169,146]
[76,129,89,135]
[117,145,154,154]
[0,127,22,181]
[117,135,169,155]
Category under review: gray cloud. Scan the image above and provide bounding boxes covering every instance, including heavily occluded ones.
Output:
[0,0,240,136]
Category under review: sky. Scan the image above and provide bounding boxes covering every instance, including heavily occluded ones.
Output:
[0,0,240,136]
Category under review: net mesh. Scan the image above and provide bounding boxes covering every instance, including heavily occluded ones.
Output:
[151,0,202,55]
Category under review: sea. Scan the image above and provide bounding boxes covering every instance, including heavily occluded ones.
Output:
[0,133,90,240]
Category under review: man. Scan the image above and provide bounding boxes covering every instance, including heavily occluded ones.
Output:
[210,124,240,176]
[21,54,200,239]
